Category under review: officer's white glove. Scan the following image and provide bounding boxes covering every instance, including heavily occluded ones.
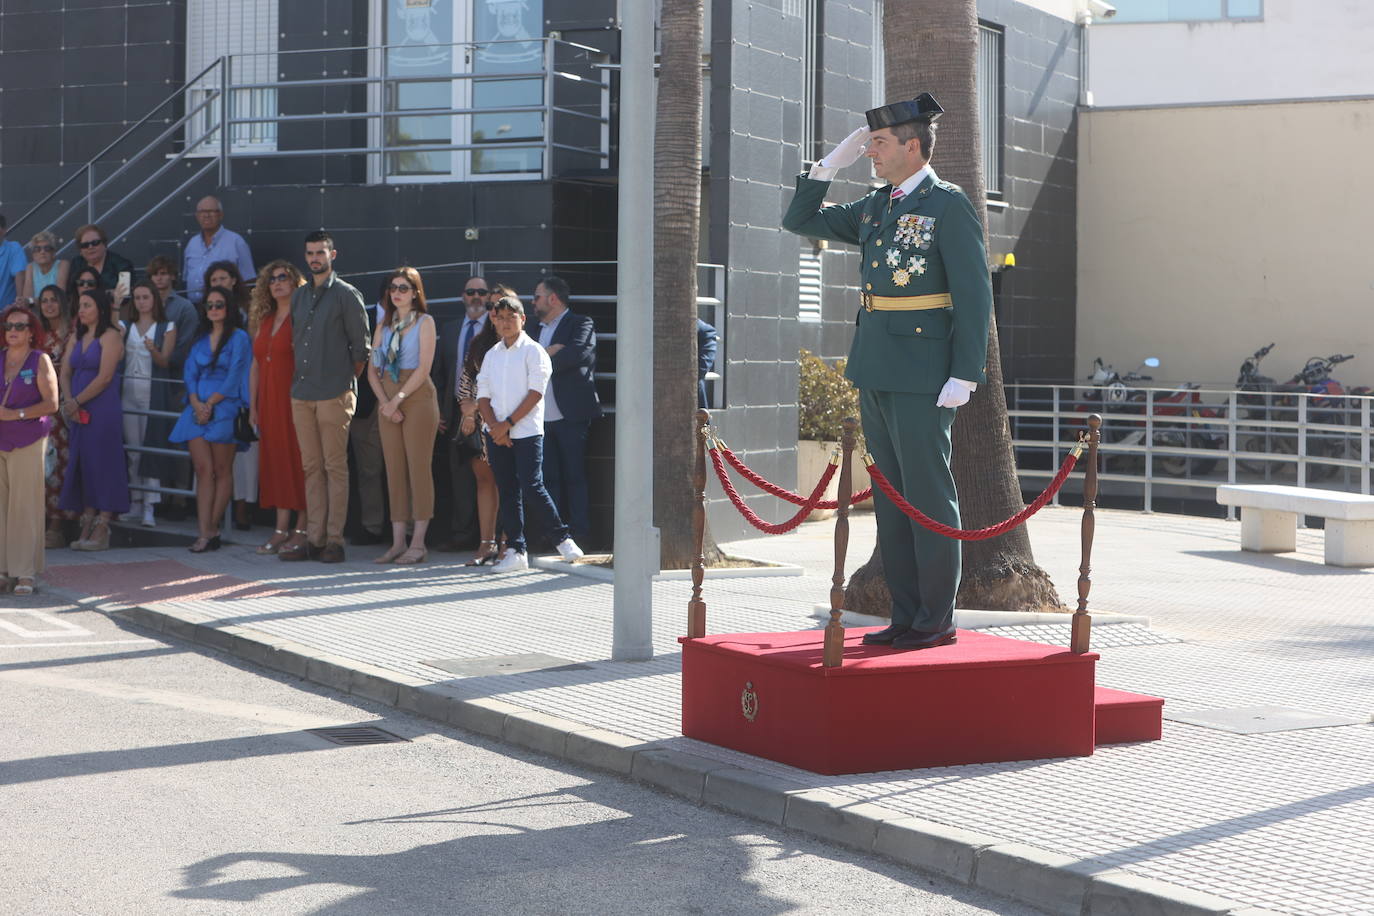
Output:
[936,377,976,408]
[808,126,870,180]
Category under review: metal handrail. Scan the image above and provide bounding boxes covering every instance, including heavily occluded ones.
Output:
[6,58,224,238]
[1007,381,1374,514]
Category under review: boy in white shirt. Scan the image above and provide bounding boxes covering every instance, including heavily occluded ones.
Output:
[476,295,583,570]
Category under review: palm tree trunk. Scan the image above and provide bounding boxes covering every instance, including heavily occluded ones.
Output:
[845,0,1061,613]
[652,0,719,568]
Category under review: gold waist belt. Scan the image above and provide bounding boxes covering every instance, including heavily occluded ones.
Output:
[861,292,952,312]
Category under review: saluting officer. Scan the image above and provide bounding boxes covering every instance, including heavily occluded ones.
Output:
[783,94,992,651]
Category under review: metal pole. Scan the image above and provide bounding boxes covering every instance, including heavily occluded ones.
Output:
[543,37,555,180]
[219,56,233,186]
[612,0,657,661]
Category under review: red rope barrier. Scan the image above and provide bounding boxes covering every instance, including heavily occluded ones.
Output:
[717,444,873,508]
[864,451,1079,540]
[709,447,839,535]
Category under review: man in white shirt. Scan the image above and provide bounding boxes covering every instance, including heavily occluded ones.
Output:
[183,196,255,301]
[476,296,583,570]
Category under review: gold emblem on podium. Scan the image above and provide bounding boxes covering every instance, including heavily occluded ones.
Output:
[741,681,759,722]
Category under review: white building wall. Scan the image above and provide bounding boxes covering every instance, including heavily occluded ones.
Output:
[1087,0,1374,108]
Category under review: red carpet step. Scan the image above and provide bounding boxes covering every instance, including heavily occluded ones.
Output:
[682,627,1103,775]
[1094,686,1165,745]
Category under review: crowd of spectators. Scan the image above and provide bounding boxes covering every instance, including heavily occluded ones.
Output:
[0,199,627,592]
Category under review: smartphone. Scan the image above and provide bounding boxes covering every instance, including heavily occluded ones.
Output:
[117,271,131,298]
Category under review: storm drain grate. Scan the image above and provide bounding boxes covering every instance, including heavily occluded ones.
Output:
[308,725,410,746]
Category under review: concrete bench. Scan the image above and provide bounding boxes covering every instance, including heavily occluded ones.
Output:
[1216,484,1374,567]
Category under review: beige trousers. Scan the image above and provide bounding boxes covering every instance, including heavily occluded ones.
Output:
[0,437,48,579]
[378,371,440,522]
[291,391,355,546]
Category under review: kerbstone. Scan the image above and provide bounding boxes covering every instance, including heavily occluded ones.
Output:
[503,710,587,758]
[874,816,1000,883]
[447,697,525,738]
[783,790,898,851]
[974,843,1091,914]
[630,749,728,802]
[1086,870,1238,915]
[703,767,805,825]
[564,728,645,775]
[304,654,356,693]
[348,665,403,706]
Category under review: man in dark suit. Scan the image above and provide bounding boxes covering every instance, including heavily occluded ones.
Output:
[532,276,601,543]
[430,276,491,549]
[696,318,719,409]
[346,285,388,545]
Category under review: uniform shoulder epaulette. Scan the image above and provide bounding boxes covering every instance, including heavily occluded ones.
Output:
[932,178,964,195]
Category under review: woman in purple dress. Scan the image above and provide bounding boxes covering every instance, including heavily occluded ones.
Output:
[58,288,129,551]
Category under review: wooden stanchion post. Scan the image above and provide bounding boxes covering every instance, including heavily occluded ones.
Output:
[687,409,710,639]
[1071,414,1101,654]
[823,417,858,668]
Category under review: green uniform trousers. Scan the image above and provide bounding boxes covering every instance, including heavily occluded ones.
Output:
[861,388,960,632]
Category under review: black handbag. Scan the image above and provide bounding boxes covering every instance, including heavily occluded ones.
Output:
[452,425,483,460]
[234,408,258,444]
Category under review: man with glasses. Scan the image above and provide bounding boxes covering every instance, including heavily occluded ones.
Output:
[69,224,134,296]
[282,231,370,564]
[0,215,27,308]
[183,196,255,302]
[431,277,491,549]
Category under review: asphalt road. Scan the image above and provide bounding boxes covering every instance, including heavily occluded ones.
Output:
[0,599,1039,915]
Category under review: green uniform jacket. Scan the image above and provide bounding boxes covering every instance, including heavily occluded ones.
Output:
[782,170,993,395]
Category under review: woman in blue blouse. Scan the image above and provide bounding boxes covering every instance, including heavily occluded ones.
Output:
[169,286,251,553]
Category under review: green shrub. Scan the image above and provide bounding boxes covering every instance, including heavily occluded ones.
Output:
[798,349,860,441]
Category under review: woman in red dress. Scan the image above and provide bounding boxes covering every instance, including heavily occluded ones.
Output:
[247,260,308,555]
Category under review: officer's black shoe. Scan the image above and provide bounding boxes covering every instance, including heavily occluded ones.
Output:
[891,626,958,651]
[861,624,911,646]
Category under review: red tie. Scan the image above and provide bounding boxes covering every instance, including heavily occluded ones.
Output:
[891,188,905,202]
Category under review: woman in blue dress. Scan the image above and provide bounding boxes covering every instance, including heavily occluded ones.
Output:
[169,286,251,553]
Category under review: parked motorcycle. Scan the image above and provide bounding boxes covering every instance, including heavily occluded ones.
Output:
[1077,357,1224,476]
[1235,349,1358,482]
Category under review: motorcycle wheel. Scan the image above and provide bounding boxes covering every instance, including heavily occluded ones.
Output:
[1237,434,1272,477]
[1153,431,1190,477]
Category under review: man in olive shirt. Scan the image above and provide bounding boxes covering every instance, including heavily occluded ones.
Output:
[281,230,371,563]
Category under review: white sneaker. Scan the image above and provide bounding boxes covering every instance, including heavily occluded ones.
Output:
[491,548,528,571]
[118,504,143,522]
[556,537,584,563]
[141,504,157,528]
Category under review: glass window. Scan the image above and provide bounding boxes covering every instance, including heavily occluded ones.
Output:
[977,24,1002,195]
[471,0,545,176]
[384,0,457,177]
[1106,0,1262,22]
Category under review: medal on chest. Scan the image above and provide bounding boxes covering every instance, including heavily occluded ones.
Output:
[894,214,936,251]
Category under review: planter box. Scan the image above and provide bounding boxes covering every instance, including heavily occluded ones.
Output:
[797,439,874,522]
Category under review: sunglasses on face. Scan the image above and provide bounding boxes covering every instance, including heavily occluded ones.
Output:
[464,288,488,296]
[3,322,31,331]
[32,244,54,253]
[205,301,227,311]
[79,239,104,249]
[76,278,97,287]
[389,283,413,293]
[269,273,292,283]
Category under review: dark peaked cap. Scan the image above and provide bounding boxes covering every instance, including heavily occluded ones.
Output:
[865,93,944,131]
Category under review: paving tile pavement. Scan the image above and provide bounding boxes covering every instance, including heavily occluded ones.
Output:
[38,506,1374,916]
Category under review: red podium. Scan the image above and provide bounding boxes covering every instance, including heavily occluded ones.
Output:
[681,627,1107,775]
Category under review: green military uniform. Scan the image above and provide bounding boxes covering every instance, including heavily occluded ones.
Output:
[783,167,992,633]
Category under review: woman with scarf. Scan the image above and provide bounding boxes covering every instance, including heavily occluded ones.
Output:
[0,305,59,594]
[365,266,438,564]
